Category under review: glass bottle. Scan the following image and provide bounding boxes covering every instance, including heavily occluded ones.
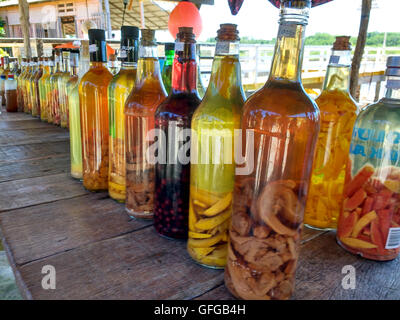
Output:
[154,27,202,239]
[17,58,26,112]
[58,51,71,128]
[79,29,113,191]
[225,0,320,300]
[5,74,18,112]
[23,58,34,113]
[68,45,90,180]
[108,26,139,202]
[125,29,167,218]
[0,57,10,106]
[337,56,400,261]
[161,42,174,94]
[45,57,55,123]
[39,57,50,121]
[108,53,120,75]
[188,24,245,268]
[28,57,40,115]
[304,37,359,230]
[196,47,206,99]
[49,51,63,125]
[32,57,43,117]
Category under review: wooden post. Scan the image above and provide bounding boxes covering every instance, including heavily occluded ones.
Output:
[350,0,372,101]
[18,0,31,59]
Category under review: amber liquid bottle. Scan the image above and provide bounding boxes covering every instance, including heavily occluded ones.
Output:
[225,0,320,300]
[24,58,35,114]
[58,51,72,128]
[39,57,51,122]
[32,57,43,117]
[154,27,202,239]
[125,29,167,218]
[188,24,246,268]
[108,26,139,202]
[49,52,63,125]
[17,58,27,112]
[304,37,358,230]
[79,29,113,191]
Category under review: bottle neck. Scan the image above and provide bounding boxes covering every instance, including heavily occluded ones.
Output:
[165,50,174,67]
[120,37,139,64]
[206,40,243,98]
[269,14,308,82]
[63,57,71,74]
[171,42,197,94]
[384,75,400,101]
[136,44,163,84]
[322,50,351,92]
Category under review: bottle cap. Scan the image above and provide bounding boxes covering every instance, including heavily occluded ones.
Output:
[386,56,400,77]
[121,26,139,40]
[165,43,175,51]
[333,36,351,51]
[177,27,196,42]
[88,29,106,44]
[140,29,157,46]
[216,24,240,41]
[0,75,6,79]
[7,74,14,80]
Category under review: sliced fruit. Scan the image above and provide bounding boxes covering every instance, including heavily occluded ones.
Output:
[340,237,378,249]
[189,231,212,239]
[188,232,224,248]
[371,219,385,254]
[193,199,208,208]
[337,210,358,238]
[362,197,374,215]
[195,208,231,231]
[384,179,400,193]
[344,165,374,197]
[351,210,377,238]
[378,209,392,244]
[188,246,215,258]
[191,187,220,206]
[202,192,232,217]
[188,202,197,232]
[344,189,367,211]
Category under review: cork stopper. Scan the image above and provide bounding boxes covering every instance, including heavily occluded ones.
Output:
[216,24,240,41]
[176,27,196,43]
[141,29,157,46]
[333,36,351,51]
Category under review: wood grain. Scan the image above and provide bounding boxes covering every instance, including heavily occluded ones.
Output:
[0,119,52,131]
[0,127,69,147]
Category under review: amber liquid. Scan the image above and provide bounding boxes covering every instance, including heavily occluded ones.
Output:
[125,58,167,218]
[79,62,113,191]
[5,89,17,112]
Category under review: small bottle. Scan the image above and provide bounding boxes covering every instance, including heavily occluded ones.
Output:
[188,24,246,268]
[337,56,400,261]
[225,0,320,300]
[5,74,17,112]
[125,29,167,218]
[304,36,359,230]
[161,42,174,94]
[154,27,201,239]
[79,29,113,191]
[108,25,139,202]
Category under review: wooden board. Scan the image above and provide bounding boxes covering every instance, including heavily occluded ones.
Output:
[0,127,69,147]
[0,119,52,131]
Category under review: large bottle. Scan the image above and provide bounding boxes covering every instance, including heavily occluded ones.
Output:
[58,51,72,128]
[154,27,201,239]
[17,58,26,112]
[188,24,246,268]
[304,37,359,230]
[49,51,63,125]
[79,29,113,191]
[108,26,139,202]
[22,58,33,113]
[125,29,167,218]
[337,56,400,261]
[0,57,10,106]
[26,57,37,114]
[225,0,320,300]
[5,74,18,112]
[39,57,51,122]
[45,57,55,123]
[161,42,174,94]
[31,57,43,117]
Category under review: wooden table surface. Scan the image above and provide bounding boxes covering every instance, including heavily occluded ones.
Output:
[0,108,399,300]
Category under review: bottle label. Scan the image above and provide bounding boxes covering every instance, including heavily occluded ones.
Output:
[89,44,98,53]
[175,42,184,52]
[386,227,400,249]
[278,24,297,39]
[215,41,239,55]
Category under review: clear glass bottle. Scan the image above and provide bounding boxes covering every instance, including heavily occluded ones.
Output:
[17,58,26,112]
[22,58,32,113]
[44,57,55,123]
[225,0,320,300]
[108,53,120,75]
[58,51,72,128]
[5,74,18,112]
[39,57,51,121]
[337,56,400,261]
[125,29,167,218]
[28,57,40,115]
[154,27,202,239]
[79,29,113,191]
[161,42,174,94]
[108,26,139,202]
[304,36,359,230]
[67,51,84,179]
[25,58,36,114]
[32,57,43,117]
[188,24,246,268]
[49,51,63,125]
[0,57,10,106]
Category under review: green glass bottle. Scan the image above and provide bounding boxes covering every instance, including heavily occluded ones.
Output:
[161,42,174,95]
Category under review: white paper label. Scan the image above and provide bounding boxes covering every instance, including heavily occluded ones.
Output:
[175,42,184,52]
[89,44,97,53]
[278,24,297,39]
[216,41,239,55]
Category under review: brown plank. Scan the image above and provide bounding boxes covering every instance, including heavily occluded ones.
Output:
[0,119,52,131]
[0,111,34,121]
[0,192,151,266]
[0,127,69,147]
[0,173,87,212]
[0,141,69,163]
[0,153,70,182]
[14,227,224,299]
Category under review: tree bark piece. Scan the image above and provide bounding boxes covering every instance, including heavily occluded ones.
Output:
[18,0,31,59]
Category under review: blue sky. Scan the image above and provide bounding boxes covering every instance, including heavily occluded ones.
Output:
[156,0,400,42]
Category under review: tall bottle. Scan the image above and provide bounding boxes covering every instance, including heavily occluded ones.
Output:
[337,56,400,261]
[5,74,18,112]
[32,57,43,117]
[161,42,174,94]
[23,58,34,113]
[225,0,320,300]
[49,51,64,124]
[304,37,358,230]
[79,29,113,191]
[68,45,90,180]
[188,24,245,268]
[45,57,55,123]
[39,57,51,121]
[154,27,201,239]
[0,57,10,106]
[58,51,72,128]
[28,57,40,115]
[17,58,26,112]
[108,26,139,202]
[125,29,167,218]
